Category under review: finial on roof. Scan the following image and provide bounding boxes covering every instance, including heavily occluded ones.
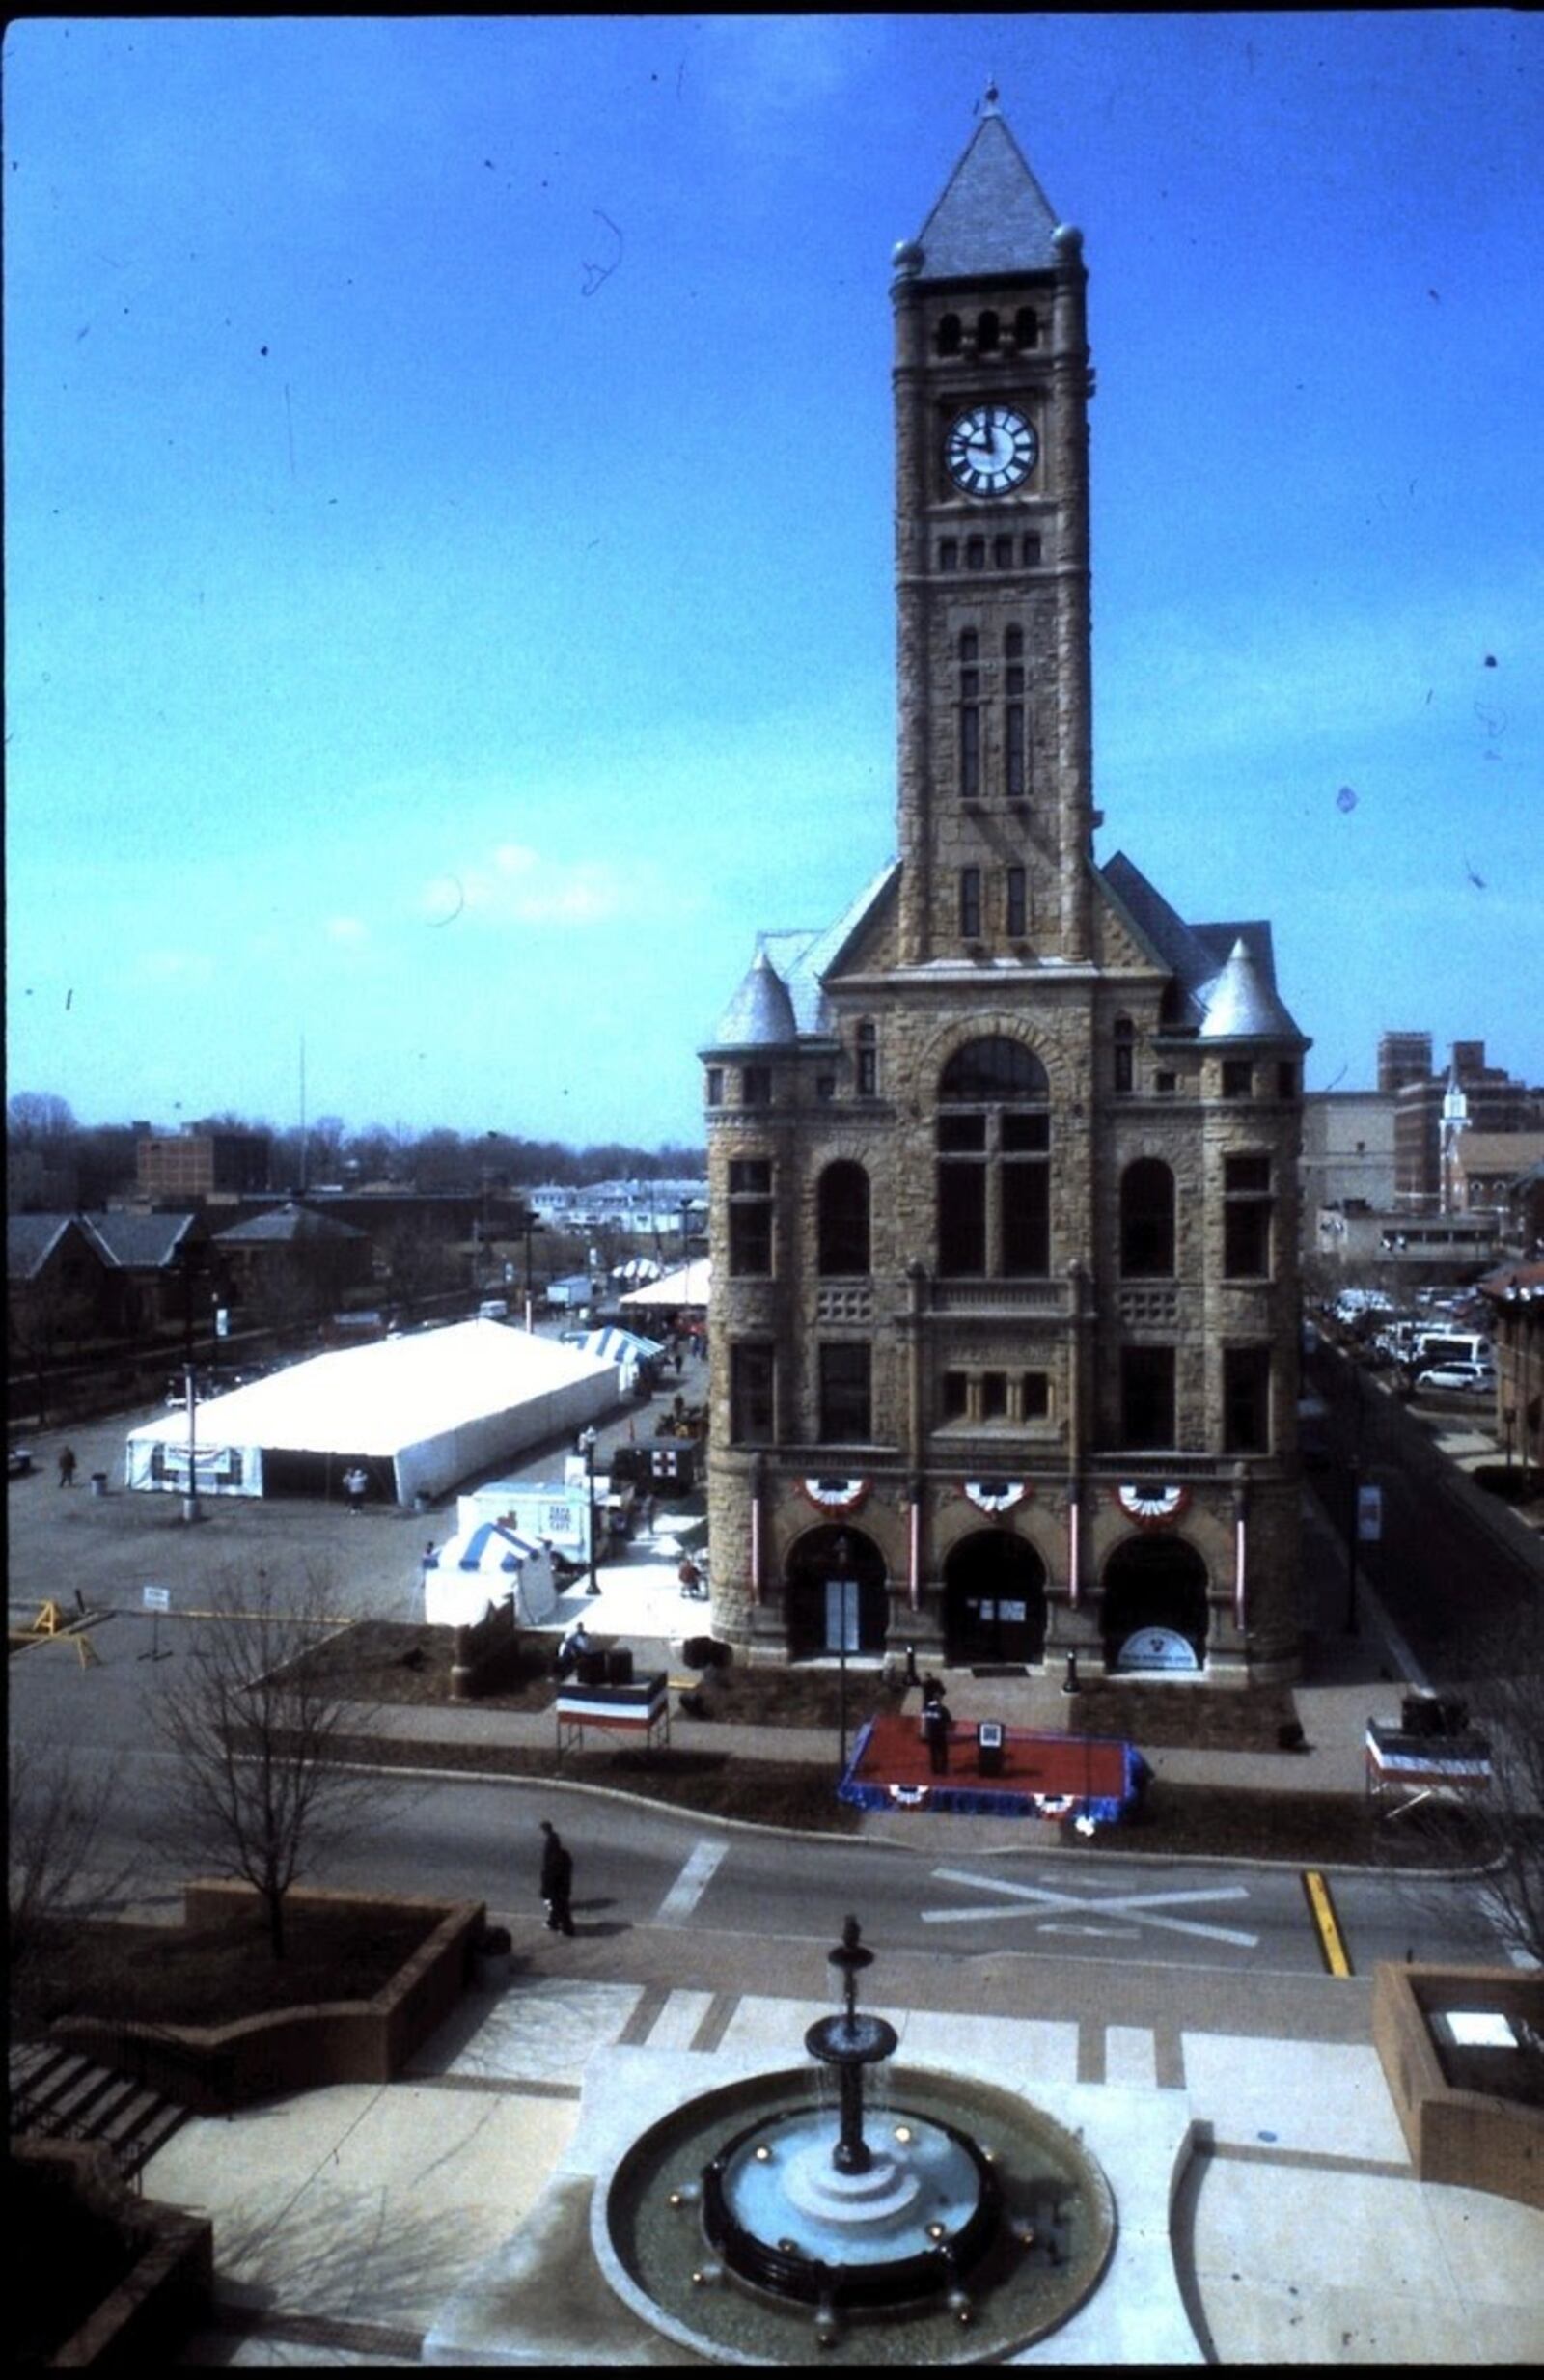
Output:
[983,79,1000,114]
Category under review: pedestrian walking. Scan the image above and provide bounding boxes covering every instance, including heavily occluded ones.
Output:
[539,1818,575,1936]
[343,1463,368,1514]
[922,1688,952,1777]
[57,1445,77,1489]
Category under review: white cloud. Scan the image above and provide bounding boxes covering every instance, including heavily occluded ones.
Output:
[325,915,369,945]
[136,947,215,985]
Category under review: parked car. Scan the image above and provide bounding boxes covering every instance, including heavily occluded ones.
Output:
[8,1443,34,1479]
[1414,1361,1497,1395]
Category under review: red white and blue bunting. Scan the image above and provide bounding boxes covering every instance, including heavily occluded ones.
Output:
[800,1476,871,1517]
[962,1479,1031,1516]
[1112,1482,1191,1529]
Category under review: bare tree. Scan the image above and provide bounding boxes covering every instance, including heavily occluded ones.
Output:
[1383,1612,1544,1971]
[151,1561,382,1960]
[9,1740,132,2034]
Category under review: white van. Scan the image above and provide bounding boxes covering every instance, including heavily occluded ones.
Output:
[1413,1329,1493,1371]
[477,1298,510,1322]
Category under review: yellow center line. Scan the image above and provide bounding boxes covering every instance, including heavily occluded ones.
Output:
[1302,1868,1353,1977]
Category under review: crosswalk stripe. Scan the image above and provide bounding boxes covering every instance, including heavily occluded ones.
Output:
[656,1837,726,1924]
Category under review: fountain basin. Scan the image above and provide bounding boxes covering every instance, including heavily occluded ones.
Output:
[595,2062,1117,2365]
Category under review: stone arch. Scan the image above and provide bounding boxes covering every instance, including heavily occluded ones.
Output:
[784,1522,889,1660]
[1099,1536,1209,1670]
[913,1010,1075,1113]
[942,1530,1048,1665]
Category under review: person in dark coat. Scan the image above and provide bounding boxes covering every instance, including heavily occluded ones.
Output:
[539,1818,575,1935]
[57,1445,77,1488]
[922,1689,952,1777]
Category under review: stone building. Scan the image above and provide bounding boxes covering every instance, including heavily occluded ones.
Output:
[699,97,1310,1682]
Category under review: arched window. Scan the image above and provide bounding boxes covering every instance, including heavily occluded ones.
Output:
[936,1037,1051,1278]
[1120,1159,1175,1277]
[976,309,1000,353]
[817,1161,870,1276]
[936,313,962,357]
[1014,306,1040,349]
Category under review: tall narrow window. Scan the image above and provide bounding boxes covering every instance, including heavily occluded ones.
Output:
[818,1343,871,1443]
[1006,865,1027,938]
[741,1065,771,1106]
[1120,1346,1175,1449]
[1004,624,1027,799]
[1223,1346,1271,1453]
[959,866,981,940]
[1119,1159,1175,1276]
[958,630,980,800]
[855,1020,877,1096]
[817,1162,870,1276]
[1224,1154,1273,1277]
[1014,306,1040,348]
[936,1036,1051,1279]
[727,1157,773,1278]
[730,1342,776,1443]
[976,308,1000,353]
[936,313,962,357]
[1113,1016,1135,1093]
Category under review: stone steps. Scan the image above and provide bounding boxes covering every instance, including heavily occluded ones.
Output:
[10,2040,191,2181]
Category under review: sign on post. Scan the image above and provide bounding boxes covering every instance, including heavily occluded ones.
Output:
[139,1583,173,1663]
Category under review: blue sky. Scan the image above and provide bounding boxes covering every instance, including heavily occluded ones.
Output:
[7,13,1541,1148]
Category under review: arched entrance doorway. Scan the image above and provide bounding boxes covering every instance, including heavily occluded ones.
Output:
[1100,1536,1209,1670]
[942,1532,1048,1666]
[785,1525,889,1660]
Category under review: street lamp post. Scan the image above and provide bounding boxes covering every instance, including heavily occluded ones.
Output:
[1344,1366,1363,1636]
[833,1532,853,1781]
[581,1425,601,1595]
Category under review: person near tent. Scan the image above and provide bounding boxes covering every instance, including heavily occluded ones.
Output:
[922,1688,953,1777]
[539,1818,575,1936]
[553,1618,594,1680]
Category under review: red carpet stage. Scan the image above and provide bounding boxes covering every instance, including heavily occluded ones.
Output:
[840,1712,1149,1830]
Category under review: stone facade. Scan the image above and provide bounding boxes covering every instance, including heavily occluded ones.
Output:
[699,101,1309,1683]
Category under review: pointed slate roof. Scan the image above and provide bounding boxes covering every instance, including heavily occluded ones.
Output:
[708,948,798,1052]
[1100,853,1308,1046]
[909,97,1062,279]
[1197,936,1305,1043]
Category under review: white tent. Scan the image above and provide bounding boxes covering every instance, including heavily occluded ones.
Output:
[422,1520,558,1629]
[619,1258,710,1311]
[124,1319,619,1507]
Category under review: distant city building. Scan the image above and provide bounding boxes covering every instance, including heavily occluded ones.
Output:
[1299,1092,1396,1250]
[1376,1030,1433,1095]
[1392,1041,1544,1214]
[137,1125,271,1204]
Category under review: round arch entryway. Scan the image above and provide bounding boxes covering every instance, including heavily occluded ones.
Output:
[785,1524,889,1660]
[1100,1536,1210,1670]
[942,1532,1048,1666]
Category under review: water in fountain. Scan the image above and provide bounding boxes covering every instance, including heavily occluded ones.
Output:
[596,1915,1117,2362]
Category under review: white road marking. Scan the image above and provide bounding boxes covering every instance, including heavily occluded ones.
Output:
[922,1865,1259,1949]
[656,1838,727,1924]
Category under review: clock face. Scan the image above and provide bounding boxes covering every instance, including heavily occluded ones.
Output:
[945,404,1038,497]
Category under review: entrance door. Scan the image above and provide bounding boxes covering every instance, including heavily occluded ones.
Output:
[1100,1536,1209,1670]
[943,1532,1047,1665]
[785,1525,888,1659]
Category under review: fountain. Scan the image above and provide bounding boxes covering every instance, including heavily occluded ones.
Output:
[595,1916,1117,2362]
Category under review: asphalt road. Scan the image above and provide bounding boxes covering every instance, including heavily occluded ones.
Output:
[7,1378,1513,1991]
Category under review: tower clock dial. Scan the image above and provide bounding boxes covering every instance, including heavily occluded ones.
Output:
[945,403,1037,496]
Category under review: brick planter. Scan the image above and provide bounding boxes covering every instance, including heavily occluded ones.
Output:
[52,1883,484,2115]
[14,2137,213,2368]
[1373,1961,1544,2210]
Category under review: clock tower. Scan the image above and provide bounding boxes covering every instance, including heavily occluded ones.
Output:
[890,93,1094,967]
[699,91,1310,1689]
